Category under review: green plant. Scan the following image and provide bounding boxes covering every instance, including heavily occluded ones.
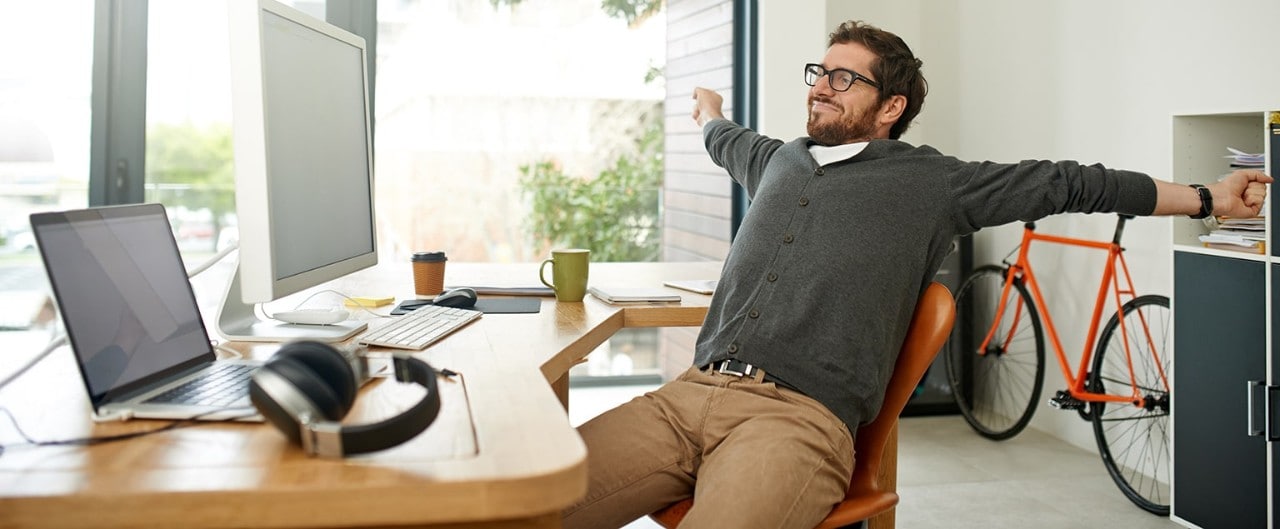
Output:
[519,118,663,262]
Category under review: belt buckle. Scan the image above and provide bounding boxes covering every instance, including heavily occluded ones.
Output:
[715,360,753,377]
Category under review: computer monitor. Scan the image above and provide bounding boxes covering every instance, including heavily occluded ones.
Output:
[218,0,376,343]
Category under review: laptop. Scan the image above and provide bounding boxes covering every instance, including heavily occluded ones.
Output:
[30,204,262,422]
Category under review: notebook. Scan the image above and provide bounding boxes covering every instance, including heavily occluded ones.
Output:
[662,279,718,295]
[30,204,262,422]
[587,286,682,304]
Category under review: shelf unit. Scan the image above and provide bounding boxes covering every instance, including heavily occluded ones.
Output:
[1171,110,1276,529]
[1171,112,1270,258]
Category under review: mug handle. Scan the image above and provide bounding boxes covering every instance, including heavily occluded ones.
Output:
[539,258,557,290]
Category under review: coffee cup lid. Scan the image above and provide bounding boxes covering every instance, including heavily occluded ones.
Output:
[412,251,447,262]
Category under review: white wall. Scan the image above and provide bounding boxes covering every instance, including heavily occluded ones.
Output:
[759,0,1280,451]
[756,2,824,139]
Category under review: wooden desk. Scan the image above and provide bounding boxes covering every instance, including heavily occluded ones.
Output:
[0,261,720,529]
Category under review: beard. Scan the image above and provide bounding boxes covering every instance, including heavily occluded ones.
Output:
[806,96,880,146]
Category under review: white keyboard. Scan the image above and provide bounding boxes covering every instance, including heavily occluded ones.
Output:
[355,304,482,350]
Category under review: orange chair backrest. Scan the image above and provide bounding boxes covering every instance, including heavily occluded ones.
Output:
[845,281,955,499]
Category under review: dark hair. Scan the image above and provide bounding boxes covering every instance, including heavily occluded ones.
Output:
[828,20,927,140]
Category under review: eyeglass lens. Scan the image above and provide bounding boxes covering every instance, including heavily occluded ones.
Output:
[805,64,857,91]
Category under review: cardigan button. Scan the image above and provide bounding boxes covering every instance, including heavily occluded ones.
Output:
[815,168,825,176]
[728,344,740,354]
[783,234,794,244]
[748,309,760,319]
[767,273,778,282]
[798,197,809,207]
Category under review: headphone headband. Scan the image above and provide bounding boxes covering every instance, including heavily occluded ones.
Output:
[319,355,440,456]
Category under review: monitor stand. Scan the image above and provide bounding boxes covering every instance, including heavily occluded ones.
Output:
[216,265,366,343]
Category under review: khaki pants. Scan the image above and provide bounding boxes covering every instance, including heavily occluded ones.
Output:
[563,366,855,529]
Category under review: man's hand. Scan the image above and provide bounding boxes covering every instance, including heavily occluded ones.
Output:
[1211,169,1273,218]
[692,87,725,128]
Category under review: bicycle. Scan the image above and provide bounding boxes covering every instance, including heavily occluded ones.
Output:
[944,214,1172,515]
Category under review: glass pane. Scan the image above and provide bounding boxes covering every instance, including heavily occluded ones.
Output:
[144,1,240,311]
[0,1,93,336]
[376,0,665,264]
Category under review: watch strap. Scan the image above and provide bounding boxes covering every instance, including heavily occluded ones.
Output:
[1189,184,1213,219]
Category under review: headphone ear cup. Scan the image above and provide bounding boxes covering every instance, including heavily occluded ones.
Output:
[272,340,358,412]
[249,372,306,446]
[259,355,348,421]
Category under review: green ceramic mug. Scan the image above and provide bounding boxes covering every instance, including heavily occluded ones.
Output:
[539,249,590,302]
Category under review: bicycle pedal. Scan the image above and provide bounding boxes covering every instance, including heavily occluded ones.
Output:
[1049,390,1086,411]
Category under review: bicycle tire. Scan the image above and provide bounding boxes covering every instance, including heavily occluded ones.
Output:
[1088,294,1171,515]
[945,264,1045,440]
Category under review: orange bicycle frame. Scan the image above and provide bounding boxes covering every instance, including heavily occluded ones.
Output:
[977,222,1171,407]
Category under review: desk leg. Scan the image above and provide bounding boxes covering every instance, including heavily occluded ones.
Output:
[867,422,897,529]
[552,374,569,412]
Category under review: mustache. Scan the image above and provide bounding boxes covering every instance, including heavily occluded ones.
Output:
[809,96,841,111]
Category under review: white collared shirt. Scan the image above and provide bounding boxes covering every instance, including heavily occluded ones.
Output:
[808,142,869,167]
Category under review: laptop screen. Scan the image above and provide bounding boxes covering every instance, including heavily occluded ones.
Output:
[31,204,215,406]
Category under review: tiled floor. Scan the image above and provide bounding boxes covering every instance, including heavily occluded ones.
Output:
[569,384,1181,529]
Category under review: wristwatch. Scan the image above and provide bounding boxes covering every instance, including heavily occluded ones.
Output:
[1189,184,1213,219]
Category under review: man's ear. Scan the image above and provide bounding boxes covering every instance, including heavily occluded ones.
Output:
[878,94,907,126]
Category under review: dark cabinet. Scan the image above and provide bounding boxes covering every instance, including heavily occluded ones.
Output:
[1172,251,1266,528]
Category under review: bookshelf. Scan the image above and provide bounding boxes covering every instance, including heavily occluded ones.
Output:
[1171,112,1270,259]
[1170,110,1276,528]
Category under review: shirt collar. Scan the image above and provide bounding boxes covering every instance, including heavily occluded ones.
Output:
[807,141,869,167]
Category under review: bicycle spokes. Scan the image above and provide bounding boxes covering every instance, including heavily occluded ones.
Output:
[946,265,1044,441]
[1089,295,1172,515]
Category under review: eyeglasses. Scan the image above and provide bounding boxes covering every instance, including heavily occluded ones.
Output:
[804,63,880,92]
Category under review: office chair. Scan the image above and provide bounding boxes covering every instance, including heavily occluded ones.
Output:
[650,281,956,529]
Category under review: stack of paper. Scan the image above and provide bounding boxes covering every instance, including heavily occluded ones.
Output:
[1226,147,1265,168]
[1200,217,1266,254]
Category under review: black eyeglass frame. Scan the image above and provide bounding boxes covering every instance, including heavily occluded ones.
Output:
[803,63,880,92]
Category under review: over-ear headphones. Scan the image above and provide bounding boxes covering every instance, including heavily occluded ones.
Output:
[249,340,441,457]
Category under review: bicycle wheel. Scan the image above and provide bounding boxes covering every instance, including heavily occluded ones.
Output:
[1088,295,1171,515]
[945,264,1045,440]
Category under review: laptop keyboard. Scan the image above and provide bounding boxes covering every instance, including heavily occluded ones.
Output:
[144,363,256,407]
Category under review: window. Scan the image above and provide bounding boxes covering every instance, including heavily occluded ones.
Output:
[376,0,665,264]
[0,1,93,334]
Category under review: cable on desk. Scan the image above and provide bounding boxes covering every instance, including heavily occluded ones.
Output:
[0,406,259,457]
[185,241,238,278]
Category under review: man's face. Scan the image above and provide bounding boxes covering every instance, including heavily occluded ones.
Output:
[806,42,883,146]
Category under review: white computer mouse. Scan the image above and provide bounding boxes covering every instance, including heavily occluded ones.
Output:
[273,308,351,325]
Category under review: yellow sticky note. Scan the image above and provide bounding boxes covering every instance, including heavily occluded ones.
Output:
[344,296,395,308]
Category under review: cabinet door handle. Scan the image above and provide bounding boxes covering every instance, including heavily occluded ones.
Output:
[1248,380,1264,437]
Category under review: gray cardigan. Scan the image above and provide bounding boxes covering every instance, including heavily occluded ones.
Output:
[694,119,1158,430]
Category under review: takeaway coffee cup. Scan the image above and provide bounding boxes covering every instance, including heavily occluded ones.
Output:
[539,249,590,302]
[412,251,447,296]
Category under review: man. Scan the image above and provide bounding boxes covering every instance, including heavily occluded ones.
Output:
[564,20,1270,529]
